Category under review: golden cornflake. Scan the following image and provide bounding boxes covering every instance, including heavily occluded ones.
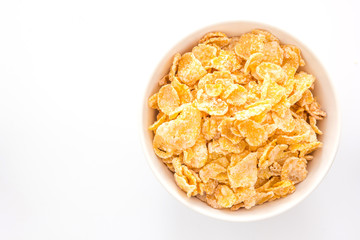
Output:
[262,78,286,105]
[238,120,268,147]
[256,62,287,84]
[262,41,284,65]
[244,52,264,74]
[192,44,218,67]
[183,137,208,169]
[199,32,228,43]
[201,179,218,195]
[272,109,296,132]
[219,137,245,154]
[212,50,241,72]
[288,72,315,105]
[309,116,323,135]
[235,33,265,59]
[218,118,242,144]
[265,180,296,199]
[171,77,193,104]
[251,29,280,43]
[173,158,202,197]
[199,162,227,183]
[205,83,223,97]
[148,114,167,132]
[289,141,322,157]
[225,84,248,106]
[177,52,207,86]
[169,53,181,81]
[199,32,231,48]
[235,99,272,120]
[233,187,257,209]
[281,157,308,184]
[196,89,228,115]
[228,153,258,188]
[154,104,201,152]
[148,93,159,109]
[214,185,237,208]
[202,116,222,141]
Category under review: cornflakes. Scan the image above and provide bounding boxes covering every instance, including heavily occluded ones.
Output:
[281,157,308,184]
[272,109,296,132]
[169,53,181,81]
[196,89,228,115]
[225,84,248,106]
[205,194,223,209]
[205,83,223,97]
[244,52,264,74]
[309,116,323,135]
[256,62,287,84]
[157,84,180,115]
[211,50,241,72]
[177,52,207,86]
[201,179,218,195]
[232,70,252,84]
[192,44,217,67]
[258,140,277,168]
[199,162,226,183]
[218,118,242,144]
[228,153,258,188]
[173,157,202,197]
[199,32,230,48]
[235,99,272,120]
[148,114,167,132]
[235,33,265,59]
[148,29,325,210]
[305,100,327,120]
[289,141,322,157]
[219,137,245,154]
[202,116,222,141]
[148,93,159,109]
[238,119,268,146]
[214,185,237,208]
[251,29,279,43]
[265,180,296,199]
[233,187,257,209]
[262,41,284,65]
[171,77,193,104]
[208,139,229,156]
[262,78,286,105]
[183,137,208,168]
[158,74,169,86]
[154,104,201,152]
[288,72,315,105]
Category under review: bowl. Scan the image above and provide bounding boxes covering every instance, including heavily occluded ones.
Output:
[140,21,341,222]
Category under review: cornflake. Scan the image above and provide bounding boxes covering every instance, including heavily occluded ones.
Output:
[148,29,325,210]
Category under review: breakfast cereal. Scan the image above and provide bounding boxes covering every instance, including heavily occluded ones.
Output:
[148,29,326,210]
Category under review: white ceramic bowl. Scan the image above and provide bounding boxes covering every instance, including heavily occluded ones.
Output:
[140,21,341,222]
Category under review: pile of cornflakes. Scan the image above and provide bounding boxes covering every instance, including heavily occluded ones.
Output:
[148,29,326,210]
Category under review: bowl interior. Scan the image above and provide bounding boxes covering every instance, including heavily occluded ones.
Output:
[141,21,340,222]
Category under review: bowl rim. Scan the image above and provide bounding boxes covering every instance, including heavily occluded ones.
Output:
[140,20,341,222]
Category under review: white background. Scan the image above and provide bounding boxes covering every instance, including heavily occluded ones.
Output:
[0,0,359,239]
